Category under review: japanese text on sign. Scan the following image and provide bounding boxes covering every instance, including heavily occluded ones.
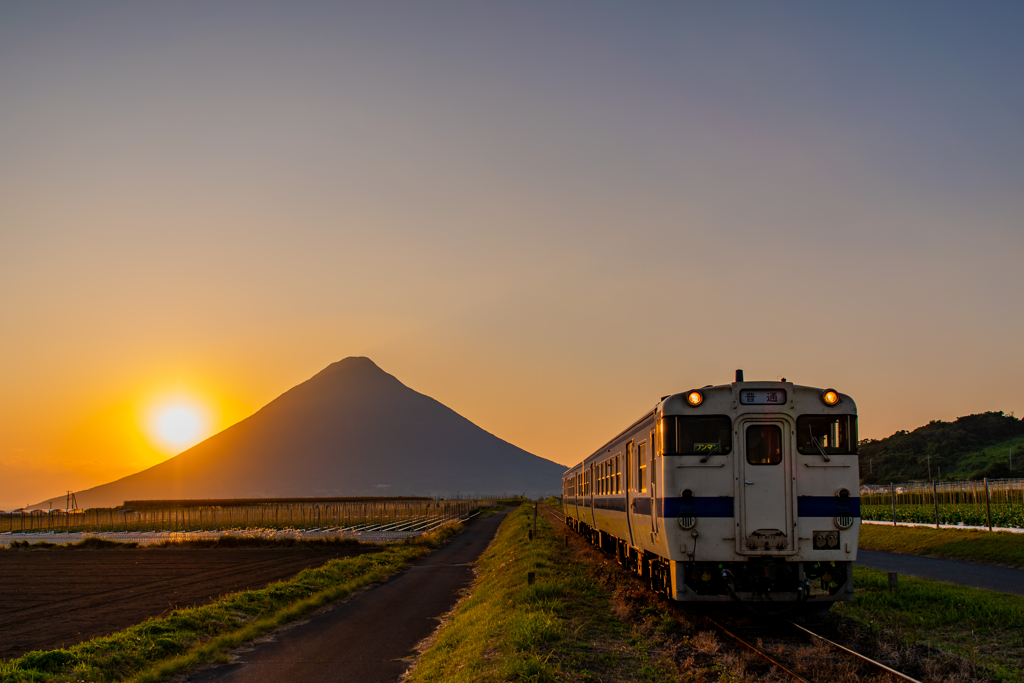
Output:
[739,389,788,405]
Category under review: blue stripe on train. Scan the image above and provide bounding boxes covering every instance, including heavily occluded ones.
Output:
[575,496,860,518]
[796,496,861,517]
[662,496,735,517]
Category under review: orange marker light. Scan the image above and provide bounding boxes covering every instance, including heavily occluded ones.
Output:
[822,389,840,406]
[687,391,703,406]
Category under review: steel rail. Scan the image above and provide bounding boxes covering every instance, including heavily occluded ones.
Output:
[786,619,923,683]
[544,502,923,683]
[702,616,814,683]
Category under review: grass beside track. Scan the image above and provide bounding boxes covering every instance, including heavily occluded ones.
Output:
[405,504,680,683]
[833,565,1024,682]
[859,523,1024,568]
[0,524,462,683]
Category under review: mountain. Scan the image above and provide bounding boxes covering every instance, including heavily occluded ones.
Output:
[859,411,1024,484]
[38,357,565,508]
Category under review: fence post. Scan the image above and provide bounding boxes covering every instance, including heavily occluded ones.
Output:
[890,482,897,526]
[933,480,939,529]
[984,477,992,531]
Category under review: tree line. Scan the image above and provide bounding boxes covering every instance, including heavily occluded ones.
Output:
[858,411,1024,484]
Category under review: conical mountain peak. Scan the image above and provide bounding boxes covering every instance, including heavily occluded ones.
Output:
[37,358,563,507]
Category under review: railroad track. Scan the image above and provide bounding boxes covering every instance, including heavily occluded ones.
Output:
[536,503,921,683]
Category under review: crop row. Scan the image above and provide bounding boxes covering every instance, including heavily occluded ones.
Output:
[1,499,486,535]
[861,503,1024,529]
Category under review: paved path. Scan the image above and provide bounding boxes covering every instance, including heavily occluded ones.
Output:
[857,549,1024,596]
[188,509,509,683]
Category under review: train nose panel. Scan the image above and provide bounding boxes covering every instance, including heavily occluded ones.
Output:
[738,419,794,554]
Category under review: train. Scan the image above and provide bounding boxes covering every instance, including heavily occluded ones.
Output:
[562,370,859,613]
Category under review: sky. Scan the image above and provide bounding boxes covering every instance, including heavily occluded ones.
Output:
[2,1,1023,509]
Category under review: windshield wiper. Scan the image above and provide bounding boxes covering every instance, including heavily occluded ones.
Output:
[700,445,720,463]
[808,428,831,462]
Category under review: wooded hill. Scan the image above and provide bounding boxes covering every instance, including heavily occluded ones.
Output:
[858,412,1024,484]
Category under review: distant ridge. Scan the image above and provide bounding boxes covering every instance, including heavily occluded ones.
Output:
[37,358,564,508]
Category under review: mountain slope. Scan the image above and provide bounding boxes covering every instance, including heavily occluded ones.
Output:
[40,358,565,507]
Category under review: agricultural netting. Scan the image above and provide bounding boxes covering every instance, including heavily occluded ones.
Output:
[0,498,491,535]
[860,478,1024,529]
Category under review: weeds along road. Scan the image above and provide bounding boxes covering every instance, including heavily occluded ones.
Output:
[187,509,510,683]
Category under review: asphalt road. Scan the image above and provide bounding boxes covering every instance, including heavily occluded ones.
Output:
[188,509,510,683]
[857,549,1024,595]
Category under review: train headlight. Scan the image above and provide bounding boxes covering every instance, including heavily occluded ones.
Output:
[821,389,840,406]
[686,391,703,407]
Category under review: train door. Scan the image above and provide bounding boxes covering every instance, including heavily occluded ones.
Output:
[637,439,656,536]
[647,430,658,535]
[737,417,794,553]
[588,463,596,527]
[625,440,639,545]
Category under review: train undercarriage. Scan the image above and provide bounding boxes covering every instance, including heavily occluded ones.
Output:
[567,516,851,614]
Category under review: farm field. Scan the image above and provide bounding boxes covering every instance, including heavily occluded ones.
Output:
[1,498,483,536]
[861,478,1024,529]
[0,545,380,660]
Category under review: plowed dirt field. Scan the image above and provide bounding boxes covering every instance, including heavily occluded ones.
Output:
[0,546,381,659]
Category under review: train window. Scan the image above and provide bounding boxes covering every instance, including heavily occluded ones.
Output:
[796,415,858,455]
[638,442,647,492]
[626,441,634,491]
[662,416,733,455]
[746,425,782,465]
[615,454,621,494]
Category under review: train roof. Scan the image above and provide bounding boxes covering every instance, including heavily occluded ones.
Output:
[564,378,856,475]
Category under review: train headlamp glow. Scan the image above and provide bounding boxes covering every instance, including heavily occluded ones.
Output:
[822,389,840,406]
[686,391,703,407]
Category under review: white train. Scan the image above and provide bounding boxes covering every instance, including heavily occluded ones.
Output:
[562,371,859,612]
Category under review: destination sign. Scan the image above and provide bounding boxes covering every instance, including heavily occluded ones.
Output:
[739,389,787,405]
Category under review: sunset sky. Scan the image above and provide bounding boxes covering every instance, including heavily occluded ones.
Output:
[2,2,1022,509]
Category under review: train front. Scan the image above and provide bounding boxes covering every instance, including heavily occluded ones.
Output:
[660,374,859,609]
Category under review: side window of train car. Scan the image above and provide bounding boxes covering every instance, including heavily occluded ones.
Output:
[796,415,858,455]
[650,430,656,486]
[615,454,621,494]
[661,416,733,455]
[638,441,647,493]
[626,441,634,491]
[746,425,782,465]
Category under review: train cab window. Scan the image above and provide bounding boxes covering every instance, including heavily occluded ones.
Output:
[797,415,858,455]
[746,425,782,465]
[662,416,733,456]
[638,442,647,492]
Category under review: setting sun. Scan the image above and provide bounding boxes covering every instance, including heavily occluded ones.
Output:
[146,399,211,455]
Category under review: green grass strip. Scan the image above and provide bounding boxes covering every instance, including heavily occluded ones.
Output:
[0,525,462,683]
[835,566,1024,682]
[406,504,677,683]
[860,523,1024,568]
